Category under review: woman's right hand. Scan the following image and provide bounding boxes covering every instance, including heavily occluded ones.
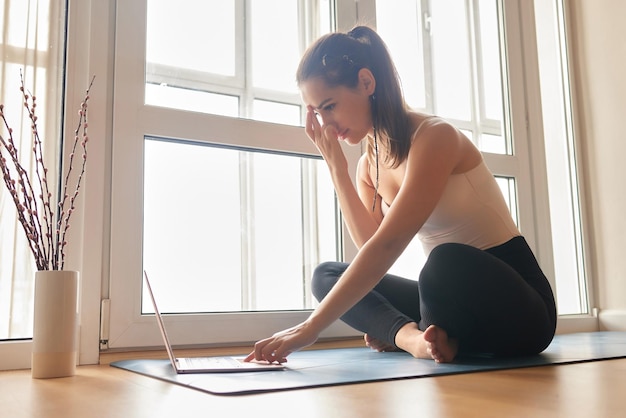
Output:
[305,106,348,172]
[305,106,379,248]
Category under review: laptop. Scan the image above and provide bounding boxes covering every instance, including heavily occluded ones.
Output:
[143,271,286,373]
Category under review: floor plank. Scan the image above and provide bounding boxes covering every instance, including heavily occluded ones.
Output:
[1,357,625,417]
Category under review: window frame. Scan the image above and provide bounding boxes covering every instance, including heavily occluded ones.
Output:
[106,0,362,349]
[0,0,113,370]
[105,0,598,350]
[0,0,67,369]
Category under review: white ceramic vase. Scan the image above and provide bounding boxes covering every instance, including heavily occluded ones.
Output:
[31,270,79,379]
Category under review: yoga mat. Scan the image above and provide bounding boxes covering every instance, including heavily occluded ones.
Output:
[111,331,626,396]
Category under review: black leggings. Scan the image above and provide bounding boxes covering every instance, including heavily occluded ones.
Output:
[312,236,557,357]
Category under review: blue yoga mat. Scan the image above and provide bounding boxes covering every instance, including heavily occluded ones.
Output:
[111,331,626,396]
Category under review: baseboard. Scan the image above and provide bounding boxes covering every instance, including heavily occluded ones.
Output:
[0,340,32,371]
[598,309,626,331]
[556,314,598,334]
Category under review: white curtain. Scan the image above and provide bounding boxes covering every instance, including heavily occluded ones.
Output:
[0,0,65,339]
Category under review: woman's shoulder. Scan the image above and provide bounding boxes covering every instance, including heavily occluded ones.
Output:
[408,113,455,138]
[407,113,463,150]
[406,113,481,171]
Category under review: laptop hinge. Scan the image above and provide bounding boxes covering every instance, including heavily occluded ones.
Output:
[99,299,111,350]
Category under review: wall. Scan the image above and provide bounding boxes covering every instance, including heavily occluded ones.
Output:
[569,0,626,329]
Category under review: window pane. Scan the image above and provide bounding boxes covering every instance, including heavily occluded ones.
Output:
[478,0,504,121]
[146,0,236,76]
[145,84,239,117]
[319,0,334,34]
[145,1,332,122]
[143,139,243,313]
[535,0,588,314]
[251,153,305,310]
[375,0,426,109]
[480,133,506,154]
[476,0,509,154]
[495,176,518,226]
[377,0,509,155]
[250,0,300,93]
[387,238,425,281]
[253,100,301,126]
[314,162,338,263]
[142,138,338,314]
[430,0,472,120]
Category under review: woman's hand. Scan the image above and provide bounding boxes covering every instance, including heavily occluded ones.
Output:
[305,106,347,172]
[243,320,319,364]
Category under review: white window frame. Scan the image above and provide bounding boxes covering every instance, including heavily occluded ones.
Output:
[105,0,361,349]
[104,0,597,350]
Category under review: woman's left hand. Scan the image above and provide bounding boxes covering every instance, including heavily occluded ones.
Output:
[243,321,319,364]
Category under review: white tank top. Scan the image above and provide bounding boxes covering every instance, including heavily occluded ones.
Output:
[418,160,520,253]
[382,160,520,255]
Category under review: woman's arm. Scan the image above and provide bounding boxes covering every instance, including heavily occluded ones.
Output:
[328,154,384,248]
[305,107,381,248]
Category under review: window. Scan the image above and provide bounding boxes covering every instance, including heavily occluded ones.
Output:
[142,138,337,313]
[534,0,589,315]
[144,0,333,123]
[376,0,589,316]
[139,2,340,315]
[0,1,65,340]
[0,0,67,371]
[107,0,360,349]
[104,0,591,351]
[377,0,521,278]
[376,0,510,154]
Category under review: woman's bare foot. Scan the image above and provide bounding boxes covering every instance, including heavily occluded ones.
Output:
[394,322,458,363]
[422,325,458,363]
[364,334,400,352]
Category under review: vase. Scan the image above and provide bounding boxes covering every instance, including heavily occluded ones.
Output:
[31,270,79,379]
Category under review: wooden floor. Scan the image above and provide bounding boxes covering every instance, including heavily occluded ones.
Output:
[1,342,625,418]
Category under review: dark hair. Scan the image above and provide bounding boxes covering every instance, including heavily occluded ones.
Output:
[296,26,412,168]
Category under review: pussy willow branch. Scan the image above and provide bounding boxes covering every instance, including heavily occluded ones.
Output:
[22,80,55,267]
[0,73,95,270]
[57,76,94,269]
[0,108,47,269]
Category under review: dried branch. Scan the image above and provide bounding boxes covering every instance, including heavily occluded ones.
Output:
[0,72,95,270]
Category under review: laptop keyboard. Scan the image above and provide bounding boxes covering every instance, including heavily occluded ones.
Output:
[182,357,242,368]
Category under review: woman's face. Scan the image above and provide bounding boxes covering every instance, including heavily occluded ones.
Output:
[299,72,374,146]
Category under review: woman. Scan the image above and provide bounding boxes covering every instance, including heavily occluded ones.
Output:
[245,26,556,364]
